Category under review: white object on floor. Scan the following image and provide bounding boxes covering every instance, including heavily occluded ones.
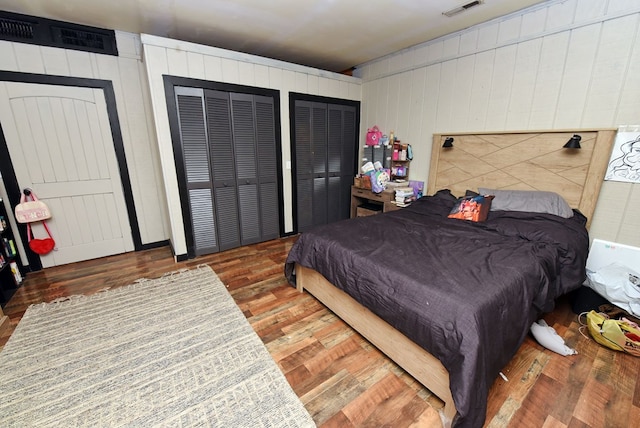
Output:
[530,319,577,356]
[586,239,640,272]
[586,262,640,317]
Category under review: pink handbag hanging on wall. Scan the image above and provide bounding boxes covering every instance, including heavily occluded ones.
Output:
[14,190,51,223]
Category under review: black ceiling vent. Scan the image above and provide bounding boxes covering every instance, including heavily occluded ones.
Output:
[0,11,117,56]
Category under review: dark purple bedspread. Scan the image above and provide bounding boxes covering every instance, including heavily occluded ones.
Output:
[284,190,589,428]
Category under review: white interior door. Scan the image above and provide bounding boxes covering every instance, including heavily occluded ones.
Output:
[0,82,134,267]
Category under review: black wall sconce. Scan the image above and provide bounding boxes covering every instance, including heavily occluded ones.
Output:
[563,134,581,149]
[442,137,454,148]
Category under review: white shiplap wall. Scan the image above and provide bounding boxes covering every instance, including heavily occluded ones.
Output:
[140,34,361,258]
[355,0,640,247]
[0,32,170,247]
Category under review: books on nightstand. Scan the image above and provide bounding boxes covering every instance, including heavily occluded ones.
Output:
[394,186,416,207]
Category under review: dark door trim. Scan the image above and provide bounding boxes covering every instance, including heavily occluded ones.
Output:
[0,71,142,271]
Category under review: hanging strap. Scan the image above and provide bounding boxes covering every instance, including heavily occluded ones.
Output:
[26,221,54,242]
[25,190,41,202]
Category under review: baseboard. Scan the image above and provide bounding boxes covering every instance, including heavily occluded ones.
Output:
[138,240,170,251]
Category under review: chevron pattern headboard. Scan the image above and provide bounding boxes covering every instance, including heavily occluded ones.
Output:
[429,129,616,228]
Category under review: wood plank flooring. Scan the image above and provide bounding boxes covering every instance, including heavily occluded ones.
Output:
[1,237,638,427]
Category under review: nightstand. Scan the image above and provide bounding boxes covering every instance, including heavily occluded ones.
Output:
[350,186,400,218]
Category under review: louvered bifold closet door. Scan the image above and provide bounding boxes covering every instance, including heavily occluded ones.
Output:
[230,93,262,245]
[294,101,314,232]
[175,87,219,255]
[327,105,357,223]
[327,106,342,224]
[294,100,355,232]
[254,95,280,240]
[311,103,328,227]
[205,90,241,251]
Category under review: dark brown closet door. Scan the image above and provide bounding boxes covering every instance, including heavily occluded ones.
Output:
[175,87,219,255]
[254,95,280,241]
[294,99,357,233]
[205,90,241,251]
[328,104,356,222]
[175,87,280,255]
[230,93,261,245]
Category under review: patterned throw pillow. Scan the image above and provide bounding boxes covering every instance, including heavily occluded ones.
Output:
[447,194,494,222]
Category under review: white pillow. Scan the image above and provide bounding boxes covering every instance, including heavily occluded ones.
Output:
[478,188,574,218]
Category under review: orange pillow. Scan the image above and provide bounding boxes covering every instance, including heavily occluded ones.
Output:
[448,195,494,222]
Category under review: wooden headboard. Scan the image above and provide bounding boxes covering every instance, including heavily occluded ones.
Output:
[428,129,616,228]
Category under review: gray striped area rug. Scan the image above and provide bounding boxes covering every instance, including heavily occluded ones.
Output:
[0,265,315,427]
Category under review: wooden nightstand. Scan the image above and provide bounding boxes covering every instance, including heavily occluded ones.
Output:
[350,186,400,218]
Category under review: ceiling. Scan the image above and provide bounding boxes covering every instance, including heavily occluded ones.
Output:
[1,0,547,73]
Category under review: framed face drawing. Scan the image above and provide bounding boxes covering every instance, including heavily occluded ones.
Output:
[606,127,640,183]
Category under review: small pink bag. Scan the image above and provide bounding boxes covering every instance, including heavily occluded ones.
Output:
[14,191,51,223]
[366,126,383,146]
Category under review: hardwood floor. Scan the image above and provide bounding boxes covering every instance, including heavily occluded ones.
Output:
[1,237,638,427]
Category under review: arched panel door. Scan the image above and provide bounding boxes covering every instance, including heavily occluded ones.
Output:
[0,82,134,267]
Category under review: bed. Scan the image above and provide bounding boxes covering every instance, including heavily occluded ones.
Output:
[284,130,615,427]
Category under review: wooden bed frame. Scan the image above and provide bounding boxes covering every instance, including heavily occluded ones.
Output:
[295,264,457,423]
[295,129,616,427]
